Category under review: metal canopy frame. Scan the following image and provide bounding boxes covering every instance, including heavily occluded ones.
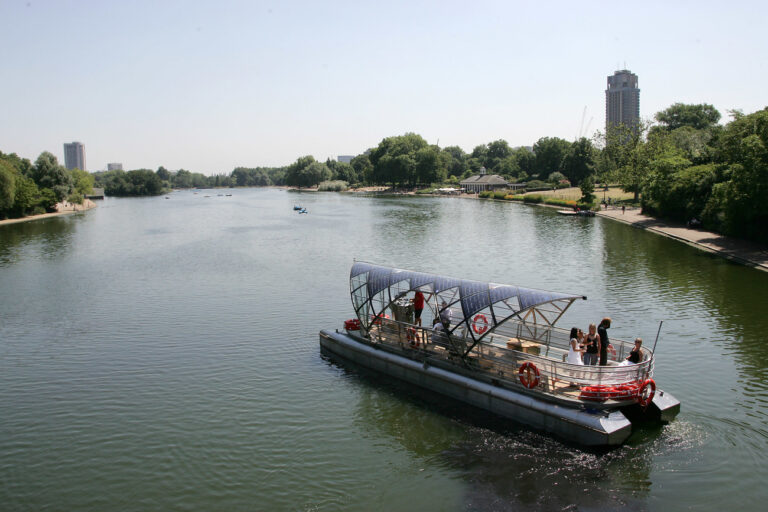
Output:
[349,262,586,357]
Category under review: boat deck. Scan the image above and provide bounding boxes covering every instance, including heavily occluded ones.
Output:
[362,319,647,408]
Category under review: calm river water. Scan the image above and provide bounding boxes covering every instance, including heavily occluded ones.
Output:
[1,189,766,511]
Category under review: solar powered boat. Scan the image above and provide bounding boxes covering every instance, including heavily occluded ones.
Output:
[319,262,680,446]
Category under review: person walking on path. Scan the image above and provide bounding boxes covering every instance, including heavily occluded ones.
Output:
[598,317,611,366]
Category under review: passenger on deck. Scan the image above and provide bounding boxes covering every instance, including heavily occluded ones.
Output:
[567,327,585,365]
[431,318,446,346]
[626,338,643,364]
[412,290,426,326]
[439,301,452,329]
[598,317,611,366]
[583,323,601,366]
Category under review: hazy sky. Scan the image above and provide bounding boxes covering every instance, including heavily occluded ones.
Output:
[2,0,766,174]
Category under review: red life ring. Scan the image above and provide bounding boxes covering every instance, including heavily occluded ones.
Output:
[579,385,614,401]
[614,383,640,400]
[472,314,489,335]
[607,344,616,359]
[518,362,540,389]
[638,379,656,407]
[407,327,419,347]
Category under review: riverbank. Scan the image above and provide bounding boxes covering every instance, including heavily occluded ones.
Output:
[596,206,768,272]
[0,199,97,227]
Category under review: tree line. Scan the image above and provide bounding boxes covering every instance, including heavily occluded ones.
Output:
[0,151,94,219]
[617,104,768,243]
[3,103,765,243]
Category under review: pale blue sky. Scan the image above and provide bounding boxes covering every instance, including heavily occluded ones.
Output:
[2,0,766,174]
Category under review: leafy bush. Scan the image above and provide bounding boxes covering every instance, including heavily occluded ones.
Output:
[317,180,348,192]
[542,198,578,207]
[67,192,84,205]
[525,180,550,191]
[522,195,543,204]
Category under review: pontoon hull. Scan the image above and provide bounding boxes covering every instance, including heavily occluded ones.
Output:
[320,329,635,446]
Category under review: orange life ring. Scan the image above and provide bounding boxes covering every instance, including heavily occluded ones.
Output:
[518,362,540,389]
[472,314,489,335]
[407,327,419,347]
[607,344,616,359]
[638,379,656,407]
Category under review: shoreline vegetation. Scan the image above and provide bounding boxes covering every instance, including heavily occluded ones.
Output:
[75,103,765,246]
[0,199,97,226]
[3,102,765,256]
[2,182,764,272]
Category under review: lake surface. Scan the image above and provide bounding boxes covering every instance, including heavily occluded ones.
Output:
[1,189,766,511]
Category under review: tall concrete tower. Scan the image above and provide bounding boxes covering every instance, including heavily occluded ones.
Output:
[605,69,640,132]
[63,142,86,171]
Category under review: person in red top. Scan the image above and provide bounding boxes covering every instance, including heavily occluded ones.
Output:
[413,291,425,326]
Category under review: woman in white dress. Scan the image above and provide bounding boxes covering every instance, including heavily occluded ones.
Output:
[567,327,585,365]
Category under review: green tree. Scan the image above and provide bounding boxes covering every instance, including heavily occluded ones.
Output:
[562,137,596,185]
[0,160,16,216]
[70,168,94,196]
[232,167,250,187]
[704,107,768,241]
[467,144,488,174]
[32,152,72,201]
[655,103,721,131]
[641,136,692,216]
[173,169,193,188]
[441,146,467,177]
[485,139,512,171]
[415,146,445,185]
[156,166,171,182]
[579,176,596,205]
[351,154,373,184]
[532,137,570,177]
[13,175,40,217]
[599,121,652,202]
[547,171,567,184]
[510,147,535,178]
[128,169,164,195]
[285,156,331,187]
[369,133,429,187]
[333,162,357,184]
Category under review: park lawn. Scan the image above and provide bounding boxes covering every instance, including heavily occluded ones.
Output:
[523,186,633,202]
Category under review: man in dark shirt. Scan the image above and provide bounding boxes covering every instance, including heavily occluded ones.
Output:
[598,317,611,366]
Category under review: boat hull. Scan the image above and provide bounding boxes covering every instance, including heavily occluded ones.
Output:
[320,329,634,446]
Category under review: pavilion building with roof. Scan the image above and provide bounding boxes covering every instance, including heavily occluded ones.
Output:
[460,168,522,193]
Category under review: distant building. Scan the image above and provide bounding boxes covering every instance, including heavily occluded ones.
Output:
[605,69,640,132]
[63,142,86,171]
[107,163,123,171]
[337,155,354,164]
[86,188,105,200]
[460,167,519,193]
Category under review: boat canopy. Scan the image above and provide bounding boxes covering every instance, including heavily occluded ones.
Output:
[350,262,586,344]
